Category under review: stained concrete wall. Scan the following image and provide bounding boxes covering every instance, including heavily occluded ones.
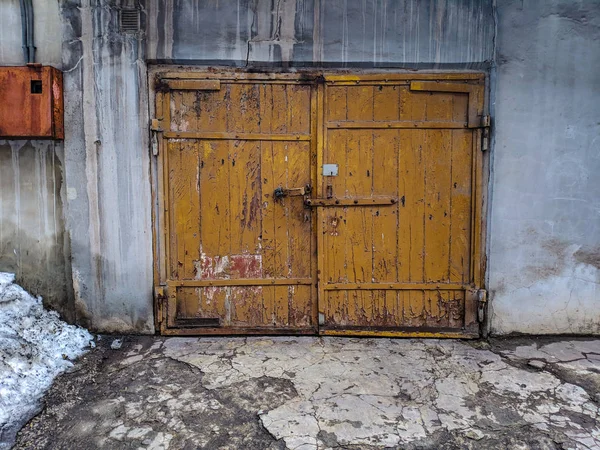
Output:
[148,0,494,67]
[60,0,154,332]
[0,2,69,317]
[489,0,600,334]
[1,0,598,335]
[0,141,74,320]
[0,0,62,66]
[61,0,495,333]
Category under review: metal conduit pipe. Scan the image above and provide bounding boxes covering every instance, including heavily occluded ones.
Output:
[26,0,35,63]
[19,0,28,63]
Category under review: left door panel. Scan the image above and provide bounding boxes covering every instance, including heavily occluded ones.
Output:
[155,76,317,334]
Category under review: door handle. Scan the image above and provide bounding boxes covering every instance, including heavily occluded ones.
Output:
[273,185,311,200]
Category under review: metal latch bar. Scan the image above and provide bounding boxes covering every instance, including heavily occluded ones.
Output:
[305,197,397,207]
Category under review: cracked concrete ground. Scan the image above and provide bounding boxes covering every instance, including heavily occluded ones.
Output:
[13,336,600,450]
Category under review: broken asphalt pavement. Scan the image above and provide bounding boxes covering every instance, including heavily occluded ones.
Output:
[13,336,600,449]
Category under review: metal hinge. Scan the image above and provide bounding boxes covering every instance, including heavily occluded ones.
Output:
[481,115,491,151]
[318,312,325,326]
[151,119,164,132]
[155,286,167,327]
[477,289,487,323]
[151,119,163,156]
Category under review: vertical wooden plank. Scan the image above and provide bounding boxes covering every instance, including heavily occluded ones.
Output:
[229,140,262,256]
[262,285,276,327]
[449,129,473,283]
[424,93,454,326]
[176,288,199,319]
[425,290,442,327]
[180,140,201,280]
[372,130,399,283]
[451,92,469,125]
[387,290,401,326]
[231,286,264,326]
[444,290,464,329]
[287,84,311,134]
[346,85,374,122]
[287,141,312,278]
[228,83,261,133]
[398,86,411,121]
[310,82,319,330]
[272,142,290,278]
[373,86,400,121]
[472,128,484,287]
[180,91,198,131]
[259,83,272,134]
[199,140,231,263]
[168,140,182,279]
[424,130,452,283]
[261,141,276,278]
[271,84,288,133]
[247,83,262,133]
[200,287,228,324]
[325,290,346,326]
[424,93,453,122]
[344,130,373,284]
[323,129,347,284]
[400,130,425,284]
[398,129,426,326]
[170,91,184,131]
[324,130,346,197]
[274,285,290,327]
[227,83,242,133]
[326,86,348,122]
[195,91,211,132]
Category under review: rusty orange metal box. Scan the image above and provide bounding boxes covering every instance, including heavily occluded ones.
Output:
[0,65,64,139]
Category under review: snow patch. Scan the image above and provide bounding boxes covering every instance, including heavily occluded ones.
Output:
[0,273,94,448]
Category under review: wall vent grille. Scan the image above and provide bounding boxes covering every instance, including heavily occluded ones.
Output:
[120,9,140,33]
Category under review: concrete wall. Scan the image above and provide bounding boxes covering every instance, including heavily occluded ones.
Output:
[61,0,495,333]
[60,0,154,332]
[0,141,74,320]
[1,0,598,335]
[489,0,600,334]
[148,0,494,67]
[0,0,62,66]
[0,1,69,316]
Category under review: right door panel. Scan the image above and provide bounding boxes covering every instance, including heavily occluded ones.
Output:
[319,76,485,336]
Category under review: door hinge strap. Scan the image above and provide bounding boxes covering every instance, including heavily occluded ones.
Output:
[155,286,167,328]
[481,115,491,151]
[151,118,164,132]
[151,119,164,156]
[477,289,487,323]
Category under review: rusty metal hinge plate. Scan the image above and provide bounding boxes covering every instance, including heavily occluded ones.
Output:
[477,289,487,323]
[155,286,167,327]
[481,115,491,151]
[151,118,164,132]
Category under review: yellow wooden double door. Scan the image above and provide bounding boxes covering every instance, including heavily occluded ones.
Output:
[152,71,487,337]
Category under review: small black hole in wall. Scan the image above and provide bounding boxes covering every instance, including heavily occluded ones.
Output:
[31,80,42,94]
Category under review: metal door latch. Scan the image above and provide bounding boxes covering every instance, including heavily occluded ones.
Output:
[274,184,311,200]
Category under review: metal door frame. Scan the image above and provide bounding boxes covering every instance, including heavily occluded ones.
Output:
[148,68,489,338]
